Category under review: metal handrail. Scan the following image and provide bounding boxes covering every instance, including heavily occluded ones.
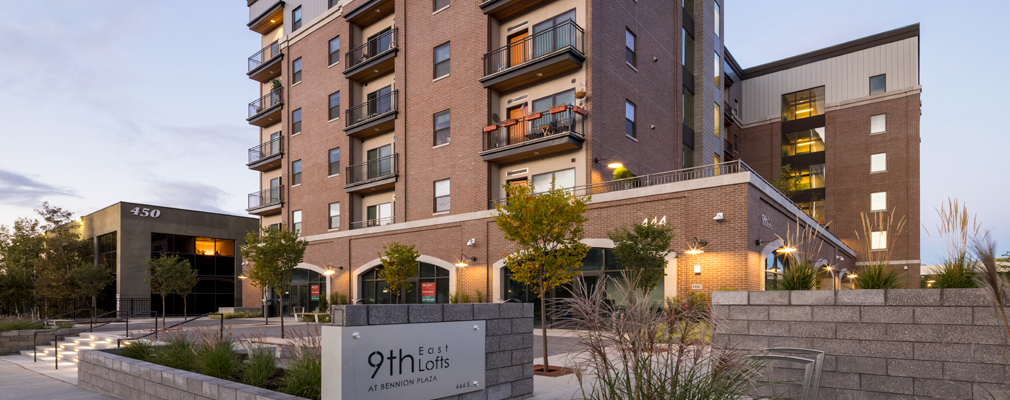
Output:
[117,313,223,348]
[483,106,582,151]
[248,185,284,210]
[345,28,397,70]
[248,40,281,72]
[350,216,395,229]
[34,311,158,369]
[345,153,398,186]
[248,136,283,164]
[8,308,92,331]
[248,87,283,118]
[483,19,584,77]
[346,90,398,127]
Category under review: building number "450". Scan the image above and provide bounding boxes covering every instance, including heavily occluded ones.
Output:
[129,207,161,218]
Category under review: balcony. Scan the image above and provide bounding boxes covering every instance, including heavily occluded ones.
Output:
[344,90,398,138]
[247,88,283,127]
[344,28,398,82]
[344,153,398,194]
[350,216,395,230]
[480,105,585,164]
[247,136,283,171]
[481,20,585,92]
[248,40,283,82]
[344,0,393,26]
[479,0,555,21]
[247,186,283,216]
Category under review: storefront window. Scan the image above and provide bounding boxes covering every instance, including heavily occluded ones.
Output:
[360,262,450,304]
[151,233,236,316]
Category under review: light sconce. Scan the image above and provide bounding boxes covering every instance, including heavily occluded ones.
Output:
[776,246,798,254]
[455,255,477,268]
[323,264,344,276]
[238,274,248,280]
[466,238,477,247]
[593,156,623,169]
[693,265,702,275]
[685,237,708,255]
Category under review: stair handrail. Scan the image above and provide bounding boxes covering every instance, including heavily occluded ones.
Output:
[9,308,93,331]
[33,311,159,369]
[117,313,224,348]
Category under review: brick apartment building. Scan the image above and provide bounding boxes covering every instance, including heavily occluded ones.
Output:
[239,0,919,313]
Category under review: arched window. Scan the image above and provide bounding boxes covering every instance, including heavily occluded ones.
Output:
[764,250,793,290]
[360,262,450,304]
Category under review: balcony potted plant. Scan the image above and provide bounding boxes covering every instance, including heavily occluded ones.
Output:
[483,124,499,133]
[549,104,568,114]
[502,119,518,127]
[524,112,542,121]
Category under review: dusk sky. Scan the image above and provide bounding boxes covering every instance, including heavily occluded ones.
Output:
[1,1,1006,263]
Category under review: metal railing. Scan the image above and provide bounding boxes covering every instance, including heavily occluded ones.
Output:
[248,40,281,72]
[350,216,395,230]
[483,106,582,151]
[483,19,584,77]
[248,136,283,164]
[117,313,224,348]
[248,186,284,210]
[34,311,158,369]
[345,28,398,70]
[346,90,398,127]
[346,153,398,186]
[0,298,149,318]
[248,87,283,118]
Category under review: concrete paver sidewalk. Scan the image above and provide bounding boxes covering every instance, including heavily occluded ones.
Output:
[0,357,113,400]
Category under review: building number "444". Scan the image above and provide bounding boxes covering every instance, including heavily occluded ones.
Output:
[129,207,161,218]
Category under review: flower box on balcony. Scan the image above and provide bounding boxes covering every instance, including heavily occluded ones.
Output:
[483,125,499,132]
[549,105,568,114]
[524,112,542,121]
[572,106,588,116]
[502,119,518,127]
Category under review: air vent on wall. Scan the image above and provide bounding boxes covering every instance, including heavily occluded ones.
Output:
[507,21,528,32]
[507,95,528,104]
[506,168,528,177]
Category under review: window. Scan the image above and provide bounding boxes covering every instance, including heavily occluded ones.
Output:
[713,52,720,86]
[532,10,576,59]
[871,231,887,250]
[532,168,575,193]
[328,36,340,66]
[329,203,340,230]
[292,109,302,134]
[292,160,302,185]
[797,200,826,224]
[292,6,302,30]
[683,89,694,129]
[360,263,449,304]
[434,110,450,146]
[870,153,887,173]
[328,0,339,8]
[625,100,636,138]
[682,28,694,73]
[781,86,825,121]
[683,146,694,168]
[434,179,450,213]
[782,127,826,156]
[870,74,886,95]
[366,203,393,226]
[328,148,340,176]
[292,58,302,84]
[434,0,449,11]
[870,114,886,134]
[713,1,720,37]
[292,210,302,234]
[329,92,340,120]
[713,103,721,138]
[625,29,636,68]
[433,43,450,79]
[683,0,694,15]
[97,232,117,270]
[871,192,887,211]
[788,164,825,190]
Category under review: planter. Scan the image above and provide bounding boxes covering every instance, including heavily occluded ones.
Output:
[524,112,542,121]
[501,119,518,127]
[483,125,499,132]
[548,105,567,114]
[572,106,588,116]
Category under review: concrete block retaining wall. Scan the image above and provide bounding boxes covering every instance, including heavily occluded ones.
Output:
[712,288,1009,399]
[331,303,535,400]
[0,327,88,355]
[78,349,308,400]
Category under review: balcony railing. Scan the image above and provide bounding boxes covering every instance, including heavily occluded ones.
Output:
[483,106,583,151]
[483,19,584,77]
[248,186,283,210]
[248,136,283,164]
[248,40,280,72]
[350,216,395,230]
[248,88,283,118]
[345,28,398,70]
[346,90,398,127]
[346,153,398,186]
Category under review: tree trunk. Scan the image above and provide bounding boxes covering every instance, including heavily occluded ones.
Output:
[263,288,269,326]
[161,295,167,328]
[278,294,285,339]
[540,286,550,372]
[183,295,188,321]
[91,296,96,324]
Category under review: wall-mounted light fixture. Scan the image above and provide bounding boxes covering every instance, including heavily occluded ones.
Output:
[776,246,797,254]
[685,237,708,255]
[466,238,477,247]
[455,255,477,268]
[238,274,248,280]
[593,156,623,169]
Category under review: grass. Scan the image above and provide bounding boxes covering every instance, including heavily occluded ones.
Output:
[241,348,277,388]
[779,261,817,290]
[280,335,322,400]
[196,334,241,379]
[0,315,75,331]
[208,311,263,320]
[854,263,904,289]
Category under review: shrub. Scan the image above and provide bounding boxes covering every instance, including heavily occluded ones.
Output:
[779,262,816,290]
[196,335,240,380]
[120,340,154,361]
[855,263,904,289]
[150,334,197,372]
[242,348,277,388]
[209,311,263,320]
[475,289,483,303]
[932,261,977,289]
[281,335,322,400]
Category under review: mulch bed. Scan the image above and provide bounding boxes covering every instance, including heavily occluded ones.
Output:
[533,364,575,377]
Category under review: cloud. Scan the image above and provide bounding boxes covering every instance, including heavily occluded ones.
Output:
[0,170,78,207]
[146,180,236,215]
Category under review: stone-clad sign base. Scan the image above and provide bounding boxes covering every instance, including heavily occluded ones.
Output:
[322,321,486,400]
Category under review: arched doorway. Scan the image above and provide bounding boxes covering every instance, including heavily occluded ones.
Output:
[358,262,451,304]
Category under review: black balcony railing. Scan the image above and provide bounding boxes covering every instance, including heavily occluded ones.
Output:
[248,88,283,118]
[345,28,398,70]
[483,106,583,151]
[346,153,398,186]
[350,216,395,229]
[248,136,283,164]
[248,40,281,72]
[346,90,398,127]
[483,20,584,77]
[248,186,284,210]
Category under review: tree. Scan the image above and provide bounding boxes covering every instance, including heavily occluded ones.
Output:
[31,203,93,298]
[241,225,307,339]
[493,181,591,373]
[163,262,199,320]
[377,242,420,304]
[146,255,192,326]
[69,264,114,317]
[0,218,44,299]
[608,219,676,294]
[769,165,807,198]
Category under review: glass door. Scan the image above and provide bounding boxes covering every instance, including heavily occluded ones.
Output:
[269,177,281,203]
[367,85,392,116]
[532,10,576,58]
[366,144,392,179]
[367,28,392,59]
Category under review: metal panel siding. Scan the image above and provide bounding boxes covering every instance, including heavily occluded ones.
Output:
[284,0,330,35]
[250,0,281,22]
[740,37,918,124]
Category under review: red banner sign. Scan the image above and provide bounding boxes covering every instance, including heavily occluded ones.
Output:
[421,282,436,303]
[311,284,320,300]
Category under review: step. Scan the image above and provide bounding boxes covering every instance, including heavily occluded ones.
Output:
[20,350,80,364]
